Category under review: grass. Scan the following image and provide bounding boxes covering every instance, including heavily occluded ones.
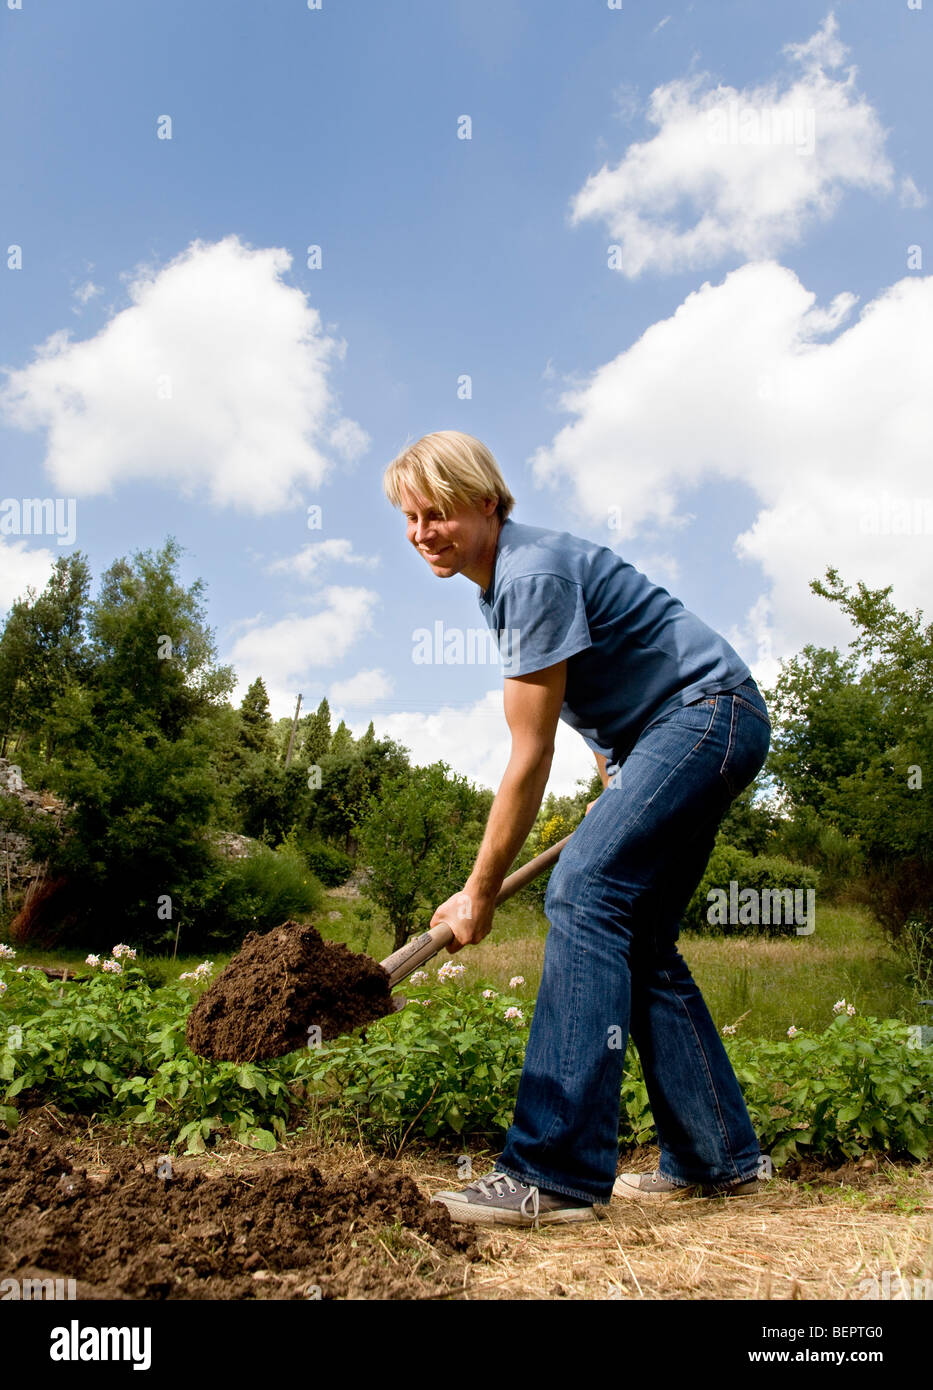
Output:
[318,893,923,1042]
[5,890,922,1044]
[3,945,235,989]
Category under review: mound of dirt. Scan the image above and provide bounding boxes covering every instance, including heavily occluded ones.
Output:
[185,920,395,1062]
[0,1112,477,1300]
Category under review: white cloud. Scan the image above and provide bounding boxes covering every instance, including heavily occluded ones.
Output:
[266,538,379,580]
[72,281,102,308]
[0,540,57,615]
[329,668,394,706]
[228,586,380,703]
[530,260,933,669]
[782,10,849,71]
[899,175,927,209]
[0,235,369,513]
[571,13,900,276]
[367,689,596,795]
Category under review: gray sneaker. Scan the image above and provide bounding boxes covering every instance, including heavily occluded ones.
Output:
[613,1169,762,1202]
[431,1170,596,1226]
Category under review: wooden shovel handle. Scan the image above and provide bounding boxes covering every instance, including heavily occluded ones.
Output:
[379,833,572,988]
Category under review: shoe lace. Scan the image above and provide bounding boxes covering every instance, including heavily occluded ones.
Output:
[475,1171,540,1220]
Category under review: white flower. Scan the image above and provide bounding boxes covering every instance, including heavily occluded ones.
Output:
[101,959,122,975]
[846,1003,856,1016]
[0,943,16,961]
[179,971,195,982]
[111,944,136,960]
[508,976,525,988]
[421,998,432,1007]
[722,1024,737,1035]
[16,965,27,973]
[85,954,101,968]
[409,971,428,985]
[482,989,497,999]
[833,998,847,1014]
[504,1006,524,1022]
[0,980,6,996]
[437,961,465,982]
[787,1025,799,1038]
[193,961,213,981]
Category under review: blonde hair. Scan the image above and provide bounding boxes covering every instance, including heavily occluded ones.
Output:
[383,431,515,523]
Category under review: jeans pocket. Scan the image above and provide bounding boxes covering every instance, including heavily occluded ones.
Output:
[732,693,772,727]
[668,698,716,740]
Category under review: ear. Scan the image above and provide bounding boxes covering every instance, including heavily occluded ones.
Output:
[482,496,499,517]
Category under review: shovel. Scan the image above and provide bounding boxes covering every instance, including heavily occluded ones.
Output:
[380,833,571,1006]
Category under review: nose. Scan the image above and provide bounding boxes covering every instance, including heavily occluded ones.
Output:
[412,516,434,546]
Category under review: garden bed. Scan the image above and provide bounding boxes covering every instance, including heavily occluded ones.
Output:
[0,1108,477,1300]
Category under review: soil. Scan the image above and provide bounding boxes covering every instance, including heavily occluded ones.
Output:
[0,1109,478,1300]
[185,920,395,1062]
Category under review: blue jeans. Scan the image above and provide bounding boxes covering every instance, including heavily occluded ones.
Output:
[495,677,772,1205]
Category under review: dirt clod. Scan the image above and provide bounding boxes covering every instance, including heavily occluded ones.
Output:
[185,920,394,1062]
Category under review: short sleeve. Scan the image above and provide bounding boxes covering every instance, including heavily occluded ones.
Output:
[489,574,592,677]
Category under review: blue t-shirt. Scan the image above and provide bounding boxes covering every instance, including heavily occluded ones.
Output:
[478,519,751,762]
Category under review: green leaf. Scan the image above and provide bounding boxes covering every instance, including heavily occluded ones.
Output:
[246,1128,277,1151]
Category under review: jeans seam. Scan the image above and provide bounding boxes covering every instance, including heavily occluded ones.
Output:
[617,706,721,845]
[718,697,739,797]
[657,968,743,1184]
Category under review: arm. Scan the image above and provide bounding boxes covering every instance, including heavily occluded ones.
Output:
[431,659,567,951]
[593,750,610,790]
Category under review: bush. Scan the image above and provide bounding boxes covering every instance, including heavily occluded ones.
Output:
[684,842,821,934]
[771,804,864,900]
[299,839,353,888]
[0,961,299,1152]
[857,856,933,989]
[2,954,930,1167]
[300,980,531,1147]
[731,1012,933,1165]
[189,838,325,950]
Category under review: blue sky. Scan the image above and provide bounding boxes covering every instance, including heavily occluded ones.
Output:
[1,1,930,794]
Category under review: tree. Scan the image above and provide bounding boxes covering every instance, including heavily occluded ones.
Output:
[766,569,931,861]
[354,762,486,951]
[0,553,92,762]
[329,719,354,757]
[716,782,781,856]
[238,677,274,754]
[311,733,410,850]
[299,697,332,765]
[34,539,237,947]
[85,537,233,736]
[765,568,932,955]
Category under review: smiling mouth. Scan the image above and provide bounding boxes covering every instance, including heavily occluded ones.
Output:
[421,545,453,561]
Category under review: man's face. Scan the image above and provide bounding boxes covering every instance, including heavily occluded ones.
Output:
[399,488,497,580]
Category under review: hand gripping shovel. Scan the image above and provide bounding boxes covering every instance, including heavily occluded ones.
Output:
[380,834,571,1005]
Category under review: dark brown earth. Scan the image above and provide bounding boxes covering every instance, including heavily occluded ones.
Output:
[0,1110,478,1300]
[185,920,395,1062]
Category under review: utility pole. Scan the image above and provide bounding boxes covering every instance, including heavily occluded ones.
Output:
[284,693,303,768]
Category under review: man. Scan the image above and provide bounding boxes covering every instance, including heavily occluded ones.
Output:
[384,430,772,1226]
